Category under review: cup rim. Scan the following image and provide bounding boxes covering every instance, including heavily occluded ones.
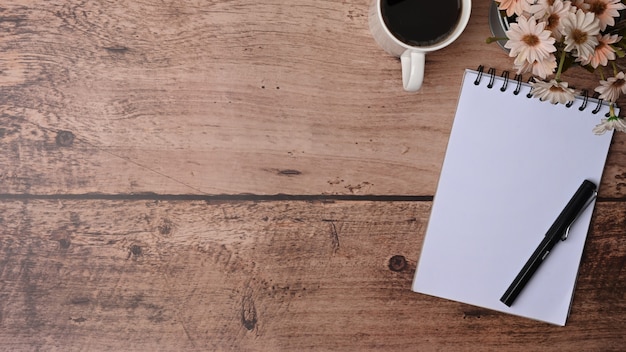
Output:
[375,0,472,52]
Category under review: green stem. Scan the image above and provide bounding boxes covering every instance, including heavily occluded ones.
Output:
[555,49,567,82]
[486,36,508,44]
[609,103,618,119]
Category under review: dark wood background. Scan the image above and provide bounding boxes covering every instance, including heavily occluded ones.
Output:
[1,0,625,350]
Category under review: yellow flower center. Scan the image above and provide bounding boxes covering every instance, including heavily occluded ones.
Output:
[522,34,540,47]
[572,29,588,45]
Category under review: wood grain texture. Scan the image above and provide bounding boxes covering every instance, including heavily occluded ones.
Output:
[2,0,626,350]
[0,199,624,351]
[1,0,625,196]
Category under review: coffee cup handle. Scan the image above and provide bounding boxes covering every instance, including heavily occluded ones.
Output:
[400,50,425,92]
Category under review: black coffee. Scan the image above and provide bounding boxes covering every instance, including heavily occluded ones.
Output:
[381,0,462,46]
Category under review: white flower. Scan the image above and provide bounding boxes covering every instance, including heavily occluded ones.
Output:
[530,79,578,104]
[525,0,553,18]
[584,0,626,31]
[514,54,558,78]
[577,34,621,68]
[493,0,626,134]
[504,16,557,65]
[593,116,626,134]
[540,0,574,41]
[561,8,601,58]
[594,71,626,102]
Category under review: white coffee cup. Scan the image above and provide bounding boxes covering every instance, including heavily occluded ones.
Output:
[369,0,472,91]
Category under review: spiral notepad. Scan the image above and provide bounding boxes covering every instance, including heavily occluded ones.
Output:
[412,67,615,326]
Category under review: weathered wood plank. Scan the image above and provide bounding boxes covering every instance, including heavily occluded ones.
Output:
[0,199,624,351]
[2,0,624,196]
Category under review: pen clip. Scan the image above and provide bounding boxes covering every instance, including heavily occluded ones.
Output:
[561,190,598,241]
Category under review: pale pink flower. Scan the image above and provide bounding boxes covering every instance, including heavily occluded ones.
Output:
[540,0,575,40]
[504,16,556,65]
[561,8,601,59]
[530,79,578,104]
[497,0,526,17]
[594,71,626,102]
[593,116,626,134]
[577,34,621,68]
[514,54,558,78]
[584,0,626,31]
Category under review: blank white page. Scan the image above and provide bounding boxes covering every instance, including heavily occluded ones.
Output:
[412,69,614,326]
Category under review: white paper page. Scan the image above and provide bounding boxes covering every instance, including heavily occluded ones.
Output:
[412,69,614,326]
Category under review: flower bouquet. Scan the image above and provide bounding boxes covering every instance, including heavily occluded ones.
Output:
[489,0,626,134]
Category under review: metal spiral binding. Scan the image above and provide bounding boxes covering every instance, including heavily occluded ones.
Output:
[499,71,509,92]
[473,66,613,116]
[526,77,534,99]
[579,90,589,111]
[592,93,604,114]
[486,67,497,88]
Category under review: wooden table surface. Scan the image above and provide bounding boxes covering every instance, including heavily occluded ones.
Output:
[1,0,625,350]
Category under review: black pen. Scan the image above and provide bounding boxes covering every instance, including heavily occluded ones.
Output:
[500,180,598,307]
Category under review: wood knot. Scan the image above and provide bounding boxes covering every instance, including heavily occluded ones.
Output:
[278,169,302,176]
[241,293,258,331]
[462,309,489,319]
[70,297,90,305]
[58,238,71,249]
[56,130,75,147]
[388,255,407,272]
[104,45,129,53]
[130,244,142,256]
[157,218,174,236]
